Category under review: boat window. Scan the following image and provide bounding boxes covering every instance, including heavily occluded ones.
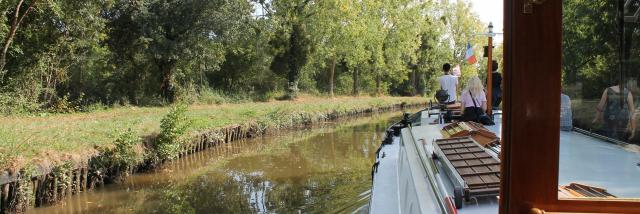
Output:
[560,0,640,200]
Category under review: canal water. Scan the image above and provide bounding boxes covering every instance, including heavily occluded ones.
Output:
[30,109,418,214]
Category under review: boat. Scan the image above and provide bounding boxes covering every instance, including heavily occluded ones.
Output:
[368,105,640,213]
[365,0,640,212]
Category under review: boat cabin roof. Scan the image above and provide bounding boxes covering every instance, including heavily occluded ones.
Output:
[370,108,640,214]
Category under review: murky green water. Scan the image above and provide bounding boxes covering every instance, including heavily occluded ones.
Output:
[29,109,416,214]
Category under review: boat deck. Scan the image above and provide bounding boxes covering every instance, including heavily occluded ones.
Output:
[559,131,640,198]
[412,112,501,213]
[370,109,640,214]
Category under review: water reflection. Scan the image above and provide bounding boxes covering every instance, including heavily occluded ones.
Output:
[30,110,415,214]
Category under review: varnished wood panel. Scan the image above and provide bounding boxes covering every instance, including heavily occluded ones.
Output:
[500,0,562,212]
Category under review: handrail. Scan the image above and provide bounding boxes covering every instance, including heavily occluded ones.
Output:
[572,128,628,146]
[404,123,453,214]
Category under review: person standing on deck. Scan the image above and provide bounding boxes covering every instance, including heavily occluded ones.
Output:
[626,79,639,141]
[438,63,458,105]
[488,60,502,108]
[460,76,487,122]
[593,82,635,140]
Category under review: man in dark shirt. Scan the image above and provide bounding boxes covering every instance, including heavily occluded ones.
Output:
[489,60,502,108]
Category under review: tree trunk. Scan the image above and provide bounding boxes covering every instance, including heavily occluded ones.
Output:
[376,72,381,96]
[159,60,177,103]
[352,67,359,96]
[286,23,308,99]
[417,71,425,96]
[0,0,38,80]
[411,70,417,96]
[329,56,336,97]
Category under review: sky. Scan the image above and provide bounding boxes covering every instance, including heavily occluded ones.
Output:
[468,0,504,43]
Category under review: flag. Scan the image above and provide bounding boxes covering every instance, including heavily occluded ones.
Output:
[452,65,461,77]
[465,42,477,64]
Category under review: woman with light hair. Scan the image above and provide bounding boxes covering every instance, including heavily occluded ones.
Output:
[460,76,487,122]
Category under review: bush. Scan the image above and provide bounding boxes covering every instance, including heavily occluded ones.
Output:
[91,128,144,182]
[197,88,228,105]
[80,102,109,112]
[111,129,145,168]
[154,104,191,160]
[0,91,40,115]
[11,165,37,212]
[51,162,73,195]
[251,92,272,102]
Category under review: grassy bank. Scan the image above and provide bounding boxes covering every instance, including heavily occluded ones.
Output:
[0,95,425,172]
[27,107,410,213]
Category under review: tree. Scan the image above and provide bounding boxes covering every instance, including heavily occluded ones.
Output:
[267,0,317,99]
[562,0,621,98]
[309,0,361,96]
[0,0,117,111]
[0,0,491,113]
[379,0,425,96]
[108,0,252,102]
[438,0,485,89]
[415,18,451,96]
[0,0,39,80]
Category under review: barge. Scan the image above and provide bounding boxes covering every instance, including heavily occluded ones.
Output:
[369,107,640,213]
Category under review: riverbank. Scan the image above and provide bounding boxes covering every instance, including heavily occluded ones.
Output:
[29,110,411,213]
[0,96,425,212]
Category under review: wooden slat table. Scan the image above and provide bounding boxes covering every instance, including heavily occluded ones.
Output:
[441,121,500,147]
[433,136,501,208]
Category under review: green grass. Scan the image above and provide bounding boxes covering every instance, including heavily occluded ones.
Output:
[567,98,640,144]
[571,98,599,129]
[0,95,425,171]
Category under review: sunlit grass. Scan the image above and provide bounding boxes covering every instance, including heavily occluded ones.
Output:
[0,95,425,170]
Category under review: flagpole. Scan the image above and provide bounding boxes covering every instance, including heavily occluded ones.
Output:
[486,23,494,116]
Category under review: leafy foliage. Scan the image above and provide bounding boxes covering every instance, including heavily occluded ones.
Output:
[155,104,191,161]
[562,0,623,99]
[0,0,487,113]
[91,128,145,182]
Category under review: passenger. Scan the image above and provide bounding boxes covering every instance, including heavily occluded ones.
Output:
[627,79,639,140]
[460,76,487,122]
[560,91,573,131]
[592,82,635,140]
[438,63,458,105]
[489,60,502,108]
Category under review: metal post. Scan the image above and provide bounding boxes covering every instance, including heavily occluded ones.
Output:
[487,23,494,116]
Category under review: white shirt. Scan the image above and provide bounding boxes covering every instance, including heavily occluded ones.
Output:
[439,74,458,102]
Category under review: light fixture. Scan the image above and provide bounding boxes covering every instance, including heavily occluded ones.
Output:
[488,22,494,34]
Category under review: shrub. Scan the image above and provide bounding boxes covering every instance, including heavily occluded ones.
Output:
[0,91,40,115]
[51,162,73,195]
[155,104,191,161]
[197,88,227,105]
[91,128,144,182]
[111,129,145,169]
[10,165,37,212]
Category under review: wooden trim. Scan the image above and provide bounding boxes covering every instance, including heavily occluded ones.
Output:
[501,0,640,213]
[500,0,562,212]
[546,200,640,213]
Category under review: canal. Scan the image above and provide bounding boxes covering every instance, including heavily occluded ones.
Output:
[29,109,418,213]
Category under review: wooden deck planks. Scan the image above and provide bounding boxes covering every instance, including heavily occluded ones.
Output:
[434,137,501,198]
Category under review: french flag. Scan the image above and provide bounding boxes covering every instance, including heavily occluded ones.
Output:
[465,42,477,64]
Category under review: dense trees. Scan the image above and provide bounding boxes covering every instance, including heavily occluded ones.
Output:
[562,0,627,99]
[0,0,486,113]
